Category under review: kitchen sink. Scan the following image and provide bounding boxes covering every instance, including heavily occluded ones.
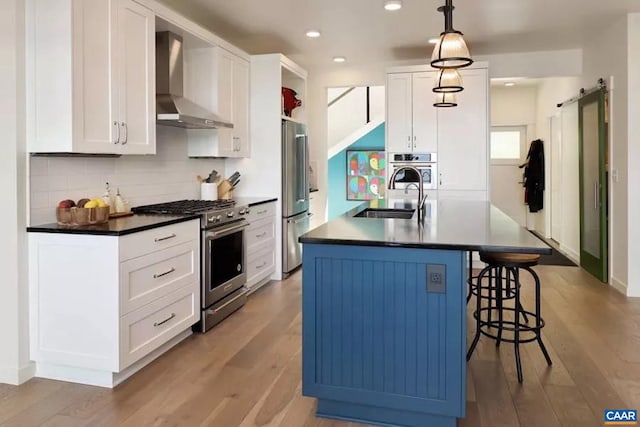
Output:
[354,208,415,219]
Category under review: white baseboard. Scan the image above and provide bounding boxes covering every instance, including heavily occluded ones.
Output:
[610,276,628,296]
[35,328,192,388]
[559,244,580,264]
[0,362,35,385]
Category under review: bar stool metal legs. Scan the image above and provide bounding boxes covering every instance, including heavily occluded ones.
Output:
[467,257,552,383]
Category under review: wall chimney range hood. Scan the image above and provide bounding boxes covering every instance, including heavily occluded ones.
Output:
[156,31,233,129]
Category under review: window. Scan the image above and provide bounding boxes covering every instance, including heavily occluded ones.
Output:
[490,126,526,164]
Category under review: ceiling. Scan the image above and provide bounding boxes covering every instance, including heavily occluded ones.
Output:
[157,0,640,71]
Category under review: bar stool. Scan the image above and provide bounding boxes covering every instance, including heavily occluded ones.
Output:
[466,252,552,382]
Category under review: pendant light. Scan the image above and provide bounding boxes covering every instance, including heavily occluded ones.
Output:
[433,92,457,108]
[433,68,463,93]
[430,0,473,69]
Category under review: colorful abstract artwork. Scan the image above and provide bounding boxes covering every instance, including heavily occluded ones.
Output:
[347,150,386,200]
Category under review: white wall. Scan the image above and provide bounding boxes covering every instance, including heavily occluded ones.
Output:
[328,87,367,150]
[627,14,640,296]
[306,65,388,226]
[327,86,384,154]
[582,16,629,292]
[489,85,537,228]
[476,49,582,79]
[0,0,33,385]
[29,126,225,225]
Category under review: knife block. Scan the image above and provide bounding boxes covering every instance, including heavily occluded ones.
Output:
[217,180,233,200]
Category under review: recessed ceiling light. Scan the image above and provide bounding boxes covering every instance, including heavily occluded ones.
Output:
[505,82,516,87]
[333,56,346,63]
[428,38,440,44]
[384,0,402,11]
[306,30,321,38]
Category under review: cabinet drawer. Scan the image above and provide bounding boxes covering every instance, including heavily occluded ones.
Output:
[246,217,275,252]
[120,285,197,369]
[119,219,199,261]
[246,245,275,288]
[120,240,199,315]
[246,202,276,223]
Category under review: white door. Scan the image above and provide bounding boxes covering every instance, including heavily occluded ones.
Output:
[117,0,155,154]
[411,72,438,153]
[437,68,488,191]
[489,126,528,227]
[386,73,412,152]
[73,0,119,153]
[550,114,563,241]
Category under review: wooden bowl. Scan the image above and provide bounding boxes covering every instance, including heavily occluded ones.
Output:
[56,206,110,226]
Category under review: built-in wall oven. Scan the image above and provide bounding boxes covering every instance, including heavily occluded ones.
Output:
[388,152,438,190]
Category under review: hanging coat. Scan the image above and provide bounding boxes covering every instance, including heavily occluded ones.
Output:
[523,139,545,213]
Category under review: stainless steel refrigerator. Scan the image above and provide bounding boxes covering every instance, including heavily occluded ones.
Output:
[282,120,310,275]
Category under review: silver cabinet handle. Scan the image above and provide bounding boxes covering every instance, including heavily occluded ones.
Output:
[256,261,267,269]
[153,267,175,279]
[257,209,267,215]
[113,121,120,144]
[154,233,176,242]
[439,173,443,186]
[594,181,599,210]
[121,122,128,145]
[256,231,267,238]
[153,313,176,327]
[407,135,411,148]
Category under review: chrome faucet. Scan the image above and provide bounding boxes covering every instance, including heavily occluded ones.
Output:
[404,182,420,194]
[388,166,426,221]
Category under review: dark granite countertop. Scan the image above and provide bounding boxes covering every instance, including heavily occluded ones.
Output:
[299,199,552,254]
[27,214,201,236]
[233,197,278,207]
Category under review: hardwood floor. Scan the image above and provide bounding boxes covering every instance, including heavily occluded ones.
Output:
[1,265,639,427]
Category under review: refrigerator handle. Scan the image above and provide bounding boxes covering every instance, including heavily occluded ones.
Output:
[296,134,307,202]
[304,135,310,201]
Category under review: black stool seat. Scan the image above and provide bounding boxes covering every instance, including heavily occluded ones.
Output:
[467,251,552,382]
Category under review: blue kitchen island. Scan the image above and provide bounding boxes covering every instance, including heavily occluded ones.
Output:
[299,199,551,427]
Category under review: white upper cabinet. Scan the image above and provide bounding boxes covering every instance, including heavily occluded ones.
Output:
[437,67,488,192]
[411,72,438,153]
[116,0,156,154]
[186,47,250,158]
[28,0,155,155]
[385,64,488,197]
[386,72,438,153]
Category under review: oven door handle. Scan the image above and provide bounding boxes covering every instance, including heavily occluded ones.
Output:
[208,222,249,238]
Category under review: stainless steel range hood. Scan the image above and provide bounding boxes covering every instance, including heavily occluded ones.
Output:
[156,31,233,130]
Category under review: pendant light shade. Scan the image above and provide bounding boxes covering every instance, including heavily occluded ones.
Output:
[430,0,473,69]
[433,92,457,108]
[433,68,463,93]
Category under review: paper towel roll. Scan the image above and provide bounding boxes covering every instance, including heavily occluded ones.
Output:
[201,183,218,200]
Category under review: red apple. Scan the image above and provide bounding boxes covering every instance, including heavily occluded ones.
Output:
[57,199,76,209]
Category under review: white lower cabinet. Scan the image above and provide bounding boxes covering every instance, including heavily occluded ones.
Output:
[28,219,200,388]
[245,202,276,293]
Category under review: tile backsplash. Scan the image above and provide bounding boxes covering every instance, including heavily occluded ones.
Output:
[29,126,225,225]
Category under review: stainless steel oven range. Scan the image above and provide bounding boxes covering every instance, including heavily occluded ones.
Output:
[132,199,250,332]
[388,152,438,190]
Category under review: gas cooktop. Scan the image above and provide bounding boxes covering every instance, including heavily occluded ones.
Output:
[132,199,236,215]
[132,199,249,228]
